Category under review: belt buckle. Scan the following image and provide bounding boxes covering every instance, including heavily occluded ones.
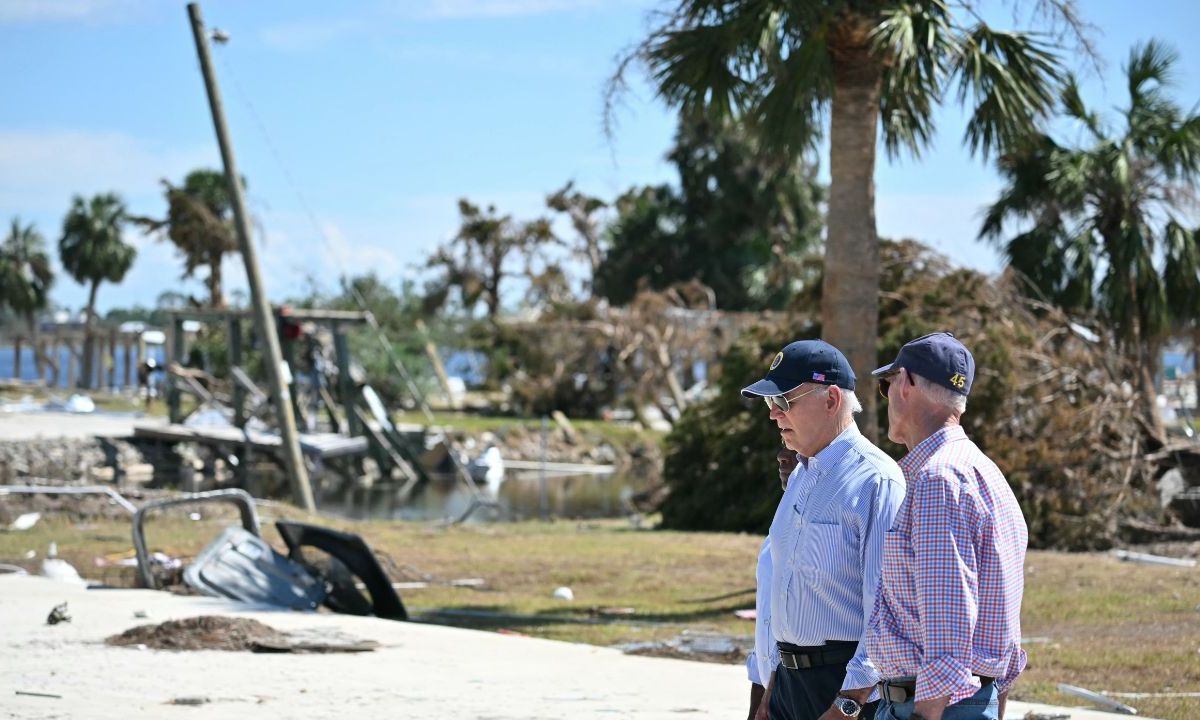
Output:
[883,680,915,704]
[780,652,811,670]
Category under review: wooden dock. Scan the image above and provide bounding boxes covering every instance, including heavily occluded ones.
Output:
[132,423,368,460]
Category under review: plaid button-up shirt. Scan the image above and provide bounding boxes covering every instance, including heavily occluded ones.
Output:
[866,425,1028,704]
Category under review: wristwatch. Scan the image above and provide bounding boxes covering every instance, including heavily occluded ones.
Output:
[833,696,863,718]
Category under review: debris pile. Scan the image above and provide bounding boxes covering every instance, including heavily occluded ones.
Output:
[107,615,287,651]
[106,616,378,653]
[879,242,1184,548]
[661,240,1199,548]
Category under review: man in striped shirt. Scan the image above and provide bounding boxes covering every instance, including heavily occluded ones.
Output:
[742,340,906,720]
[867,332,1029,720]
[746,447,800,720]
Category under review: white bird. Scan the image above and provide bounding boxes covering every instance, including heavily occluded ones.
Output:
[41,542,85,585]
[468,445,506,492]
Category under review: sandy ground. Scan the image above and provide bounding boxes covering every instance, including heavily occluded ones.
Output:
[0,575,1144,720]
[0,411,163,441]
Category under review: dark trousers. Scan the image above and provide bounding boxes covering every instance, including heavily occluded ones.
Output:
[768,661,878,720]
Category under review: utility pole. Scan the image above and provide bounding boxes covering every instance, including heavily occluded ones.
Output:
[186,2,315,512]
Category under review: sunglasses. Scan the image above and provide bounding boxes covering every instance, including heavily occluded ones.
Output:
[764,384,826,413]
[877,369,911,399]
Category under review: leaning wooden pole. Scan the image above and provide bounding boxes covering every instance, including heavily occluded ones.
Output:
[186,2,314,512]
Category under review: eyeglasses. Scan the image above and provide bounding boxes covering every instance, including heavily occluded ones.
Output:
[764,384,826,413]
[877,370,910,400]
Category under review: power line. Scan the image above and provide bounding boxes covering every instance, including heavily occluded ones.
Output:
[213,49,496,521]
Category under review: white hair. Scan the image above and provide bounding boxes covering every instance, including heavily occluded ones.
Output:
[911,373,967,414]
[838,388,863,419]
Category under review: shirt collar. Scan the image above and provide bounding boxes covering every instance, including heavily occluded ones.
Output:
[805,423,861,474]
[898,424,967,474]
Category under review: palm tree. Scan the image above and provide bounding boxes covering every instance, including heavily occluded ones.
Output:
[59,193,137,389]
[981,40,1200,443]
[133,169,240,308]
[0,218,55,376]
[617,0,1077,438]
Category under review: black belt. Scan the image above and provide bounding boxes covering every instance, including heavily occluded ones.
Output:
[881,676,994,703]
[777,641,857,671]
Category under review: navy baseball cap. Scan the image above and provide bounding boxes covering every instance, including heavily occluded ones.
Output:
[872,332,975,396]
[741,339,856,398]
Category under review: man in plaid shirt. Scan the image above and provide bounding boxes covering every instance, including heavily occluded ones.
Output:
[867,332,1028,720]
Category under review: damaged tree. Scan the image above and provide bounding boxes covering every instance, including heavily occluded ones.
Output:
[662,240,1189,549]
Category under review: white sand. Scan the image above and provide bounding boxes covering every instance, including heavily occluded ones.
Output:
[0,410,163,440]
[0,575,1142,719]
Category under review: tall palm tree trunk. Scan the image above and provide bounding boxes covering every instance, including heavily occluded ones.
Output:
[80,279,100,389]
[823,27,882,440]
[1193,326,1200,429]
[208,253,224,308]
[26,314,43,380]
[1138,343,1167,445]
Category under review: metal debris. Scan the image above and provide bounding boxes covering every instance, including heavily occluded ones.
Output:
[1110,549,1197,568]
[45,602,70,625]
[1057,683,1138,715]
[15,690,62,699]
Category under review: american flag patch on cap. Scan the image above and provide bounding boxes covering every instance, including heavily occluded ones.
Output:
[812,372,825,381]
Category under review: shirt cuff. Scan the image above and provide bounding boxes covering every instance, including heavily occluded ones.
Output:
[747,651,761,685]
[841,654,882,702]
[915,655,977,703]
[995,647,1028,694]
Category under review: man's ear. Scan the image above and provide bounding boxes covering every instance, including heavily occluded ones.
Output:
[898,369,913,401]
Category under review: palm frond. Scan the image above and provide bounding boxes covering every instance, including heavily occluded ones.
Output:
[1163,221,1200,320]
[645,22,755,120]
[874,0,954,158]
[1125,39,1177,105]
[748,29,831,154]
[1152,110,1200,181]
[58,193,136,286]
[1060,76,1104,139]
[952,24,1063,158]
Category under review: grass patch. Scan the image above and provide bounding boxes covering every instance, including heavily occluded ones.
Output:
[1,515,1196,719]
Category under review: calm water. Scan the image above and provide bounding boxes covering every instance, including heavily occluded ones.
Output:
[330,471,645,523]
[3,342,646,522]
[0,345,165,389]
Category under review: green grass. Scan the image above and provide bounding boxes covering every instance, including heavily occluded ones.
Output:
[1,514,1196,719]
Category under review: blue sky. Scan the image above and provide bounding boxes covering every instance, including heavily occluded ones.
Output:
[2,0,1199,313]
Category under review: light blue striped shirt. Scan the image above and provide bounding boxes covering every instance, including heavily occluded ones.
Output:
[765,423,906,692]
[746,537,774,685]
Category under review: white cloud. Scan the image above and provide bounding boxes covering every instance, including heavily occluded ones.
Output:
[407,0,604,20]
[0,129,216,311]
[258,17,366,52]
[0,130,216,214]
[0,0,138,24]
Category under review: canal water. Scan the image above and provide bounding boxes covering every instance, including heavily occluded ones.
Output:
[328,470,647,523]
[0,345,165,389]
